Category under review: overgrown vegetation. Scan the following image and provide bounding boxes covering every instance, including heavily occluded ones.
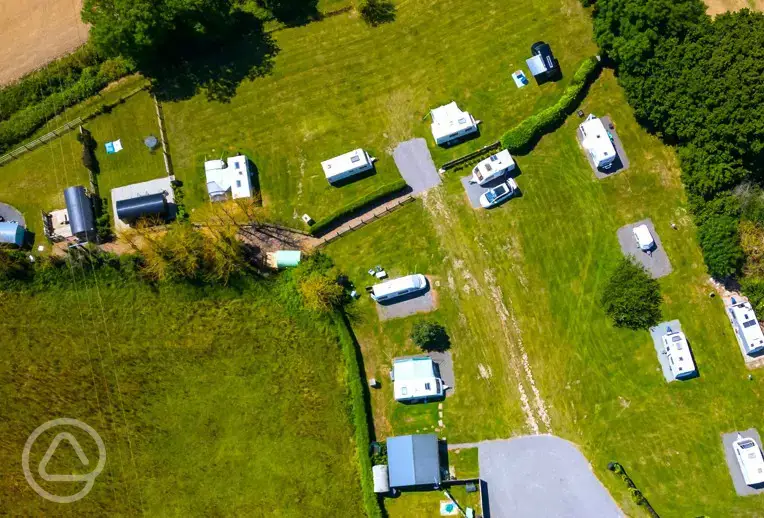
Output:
[410,321,450,352]
[586,1,764,293]
[360,0,397,26]
[601,257,662,330]
[501,57,600,153]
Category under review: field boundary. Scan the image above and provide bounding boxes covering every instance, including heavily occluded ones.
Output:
[314,194,415,247]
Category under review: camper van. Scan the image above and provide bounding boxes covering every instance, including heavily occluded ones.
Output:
[633,224,655,252]
[579,114,617,170]
[733,435,764,486]
[371,274,427,303]
[661,329,696,380]
[471,149,516,185]
[728,300,764,356]
[391,357,445,403]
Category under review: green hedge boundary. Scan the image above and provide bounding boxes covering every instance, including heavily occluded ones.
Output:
[308,178,408,236]
[501,56,600,154]
[334,311,385,518]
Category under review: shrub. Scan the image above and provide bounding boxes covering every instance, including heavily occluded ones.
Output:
[298,272,346,312]
[697,215,745,280]
[601,257,662,330]
[308,178,408,236]
[740,221,764,277]
[360,0,396,26]
[741,277,764,315]
[501,56,600,153]
[410,321,451,352]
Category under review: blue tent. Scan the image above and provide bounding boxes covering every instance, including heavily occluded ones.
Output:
[387,434,441,489]
[0,222,24,247]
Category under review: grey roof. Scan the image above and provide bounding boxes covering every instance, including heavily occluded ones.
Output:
[64,186,96,240]
[387,434,441,488]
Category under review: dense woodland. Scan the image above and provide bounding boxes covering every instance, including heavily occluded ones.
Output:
[588,0,764,310]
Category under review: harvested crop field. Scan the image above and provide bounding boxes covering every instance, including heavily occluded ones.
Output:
[0,0,88,86]
[705,0,763,16]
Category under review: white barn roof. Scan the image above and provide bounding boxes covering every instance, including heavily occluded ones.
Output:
[431,102,478,144]
[734,436,764,486]
[729,301,764,355]
[392,357,443,401]
[321,149,373,181]
[205,155,253,200]
[580,115,616,167]
[661,331,696,379]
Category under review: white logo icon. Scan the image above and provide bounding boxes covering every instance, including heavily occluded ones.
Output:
[22,418,106,503]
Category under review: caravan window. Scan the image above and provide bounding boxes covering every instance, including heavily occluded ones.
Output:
[351,155,361,163]
[424,383,431,390]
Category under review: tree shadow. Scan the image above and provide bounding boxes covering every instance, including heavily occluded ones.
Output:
[146,11,279,103]
[258,0,320,27]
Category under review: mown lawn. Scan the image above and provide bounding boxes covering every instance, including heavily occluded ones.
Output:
[0,277,364,516]
[162,0,595,226]
[326,68,764,517]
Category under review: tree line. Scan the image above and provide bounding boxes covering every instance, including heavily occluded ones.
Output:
[586,0,764,312]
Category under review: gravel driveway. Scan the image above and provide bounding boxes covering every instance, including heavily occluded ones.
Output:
[478,436,622,518]
[616,219,672,278]
[393,138,441,194]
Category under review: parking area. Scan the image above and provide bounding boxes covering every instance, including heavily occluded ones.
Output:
[460,175,515,209]
[393,138,441,195]
[478,436,623,518]
[577,115,630,179]
[649,320,686,383]
[616,219,672,278]
[721,429,764,497]
[110,176,176,230]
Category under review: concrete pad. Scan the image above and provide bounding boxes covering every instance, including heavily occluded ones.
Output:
[577,115,630,180]
[649,320,685,383]
[0,201,25,226]
[478,436,623,518]
[110,176,175,230]
[393,138,441,195]
[722,429,764,496]
[376,287,436,321]
[460,175,509,209]
[616,219,672,278]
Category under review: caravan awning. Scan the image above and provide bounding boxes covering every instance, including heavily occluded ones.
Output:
[526,54,547,76]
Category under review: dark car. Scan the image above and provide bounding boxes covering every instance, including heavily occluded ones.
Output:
[530,41,559,78]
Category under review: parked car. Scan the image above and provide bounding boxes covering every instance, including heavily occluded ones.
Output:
[733,435,764,486]
[633,224,655,252]
[479,179,518,208]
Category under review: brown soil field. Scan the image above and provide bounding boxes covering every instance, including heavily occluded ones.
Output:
[705,0,763,16]
[0,0,88,86]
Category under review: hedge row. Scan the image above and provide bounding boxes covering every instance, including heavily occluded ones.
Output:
[501,56,600,154]
[0,56,133,154]
[309,178,408,236]
[0,45,103,122]
[333,312,384,518]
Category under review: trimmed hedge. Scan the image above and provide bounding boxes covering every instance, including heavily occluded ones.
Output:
[501,56,600,154]
[0,55,133,154]
[334,312,384,518]
[309,178,408,236]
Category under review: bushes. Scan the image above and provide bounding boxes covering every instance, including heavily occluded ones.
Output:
[601,257,662,330]
[308,178,408,236]
[360,0,397,26]
[0,55,133,154]
[500,56,600,153]
[411,321,450,352]
[697,215,745,280]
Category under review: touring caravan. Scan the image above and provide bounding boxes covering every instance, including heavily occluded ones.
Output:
[734,435,764,486]
[471,149,516,186]
[391,356,445,403]
[661,329,697,380]
[579,114,617,170]
[728,300,764,356]
[371,274,427,303]
[322,149,375,184]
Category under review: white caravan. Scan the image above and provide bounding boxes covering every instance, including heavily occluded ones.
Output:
[728,300,764,356]
[391,356,445,403]
[661,329,696,380]
[430,102,479,146]
[371,274,427,303]
[471,149,516,186]
[579,114,617,169]
[322,149,375,184]
[734,435,764,486]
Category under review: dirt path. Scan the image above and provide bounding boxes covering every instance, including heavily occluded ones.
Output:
[0,0,88,86]
[705,0,763,16]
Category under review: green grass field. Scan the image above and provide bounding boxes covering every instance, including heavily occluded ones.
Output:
[325,68,764,517]
[0,277,364,516]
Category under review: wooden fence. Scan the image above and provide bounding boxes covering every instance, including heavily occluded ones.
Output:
[439,140,501,172]
[0,118,83,166]
[314,194,415,247]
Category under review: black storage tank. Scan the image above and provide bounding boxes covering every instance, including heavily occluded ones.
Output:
[116,193,169,223]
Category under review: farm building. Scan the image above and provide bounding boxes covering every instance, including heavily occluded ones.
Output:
[205,155,253,201]
[661,329,697,380]
[321,149,375,184]
[63,186,96,242]
[391,356,445,403]
[116,193,169,224]
[387,434,442,490]
[526,41,559,80]
[733,435,764,486]
[728,300,764,356]
[471,149,515,186]
[0,222,24,247]
[430,102,479,146]
[579,115,617,170]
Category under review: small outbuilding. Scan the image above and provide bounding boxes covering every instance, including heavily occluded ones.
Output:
[322,149,375,184]
[205,155,253,202]
[387,434,441,490]
[661,329,697,380]
[64,186,96,242]
[266,250,302,269]
[430,102,479,146]
[728,300,764,356]
[0,222,25,247]
[391,356,445,403]
[579,115,617,170]
[116,193,169,224]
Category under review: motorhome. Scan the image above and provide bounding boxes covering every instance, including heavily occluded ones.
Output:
[371,274,427,303]
[661,329,697,380]
[728,300,764,356]
[471,149,515,185]
[391,357,445,403]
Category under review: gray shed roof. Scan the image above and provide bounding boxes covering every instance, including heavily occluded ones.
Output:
[387,434,441,488]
